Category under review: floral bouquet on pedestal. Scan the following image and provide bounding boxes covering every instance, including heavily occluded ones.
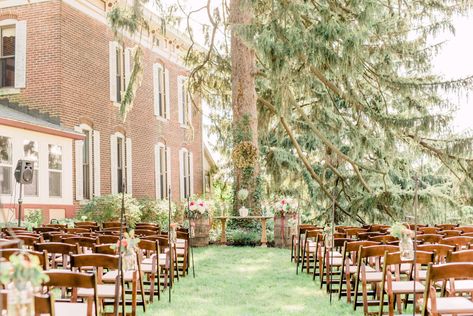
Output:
[274,197,298,217]
[187,198,210,219]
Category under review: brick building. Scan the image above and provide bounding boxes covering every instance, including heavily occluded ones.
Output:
[0,0,205,223]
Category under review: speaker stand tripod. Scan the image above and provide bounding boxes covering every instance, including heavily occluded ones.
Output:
[17,183,24,227]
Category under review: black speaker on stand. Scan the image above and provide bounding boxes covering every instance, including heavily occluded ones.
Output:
[14,160,34,227]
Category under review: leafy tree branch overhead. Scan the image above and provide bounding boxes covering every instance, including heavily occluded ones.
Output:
[110,0,473,224]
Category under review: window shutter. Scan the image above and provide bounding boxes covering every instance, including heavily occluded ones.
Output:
[110,134,118,194]
[152,64,159,116]
[165,68,170,119]
[177,77,183,124]
[124,48,131,88]
[74,126,83,201]
[93,130,101,197]
[126,137,132,194]
[187,85,192,125]
[154,144,161,199]
[189,151,194,196]
[14,21,27,89]
[109,42,117,102]
[166,147,172,198]
[179,149,184,200]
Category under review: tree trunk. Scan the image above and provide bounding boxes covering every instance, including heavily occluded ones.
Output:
[230,0,260,215]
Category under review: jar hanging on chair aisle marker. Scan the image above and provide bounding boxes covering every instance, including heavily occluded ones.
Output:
[324,226,333,249]
[7,281,35,316]
[389,223,414,261]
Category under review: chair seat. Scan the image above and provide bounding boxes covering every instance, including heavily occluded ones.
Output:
[400,263,411,273]
[427,297,473,314]
[364,272,383,282]
[55,302,93,316]
[327,257,344,266]
[102,270,136,282]
[446,280,473,292]
[388,281,425,294]
[78,284,121,298]
[347,265,375,274]
[417,270,427,280]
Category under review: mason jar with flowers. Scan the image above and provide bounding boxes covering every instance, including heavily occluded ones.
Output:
[111,231,140,271]
[186,198,211,247]
[0,253,49,316]
[389,223,415,261]
[273,197,299,248]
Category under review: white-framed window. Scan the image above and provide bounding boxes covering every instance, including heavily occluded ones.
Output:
[109,42,131,103]
[177,76,191,126]
[0,19,26,89]
[179,148,193,199]
[0,135,12,194]
[75,125,101,201]
[82,128,92,200]
[153,63,170,119]
[155,143,171,199]
[23,140,39,196]
[48,144,62,197]
[110,133,132,194]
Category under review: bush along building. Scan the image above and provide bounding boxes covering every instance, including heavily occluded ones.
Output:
[0,0,209,223]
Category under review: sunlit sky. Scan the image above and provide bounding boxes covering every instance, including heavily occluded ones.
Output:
[162,1,473,134]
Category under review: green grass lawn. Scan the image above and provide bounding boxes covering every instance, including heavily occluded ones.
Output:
[139,246,364,316]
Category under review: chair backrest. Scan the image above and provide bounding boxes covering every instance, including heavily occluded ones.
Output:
[368,235,398,244]
[44,224,67,229]
[0,248,49,270]
[34,242,80,255]
[7,235,43,247]
[134,229,157,236]
[75,221,97,227]
[447,249,473,263]
[369,224,390,232]
[62,236,98,249]
[441,229,462,237]
[415,234,443,244]
[177,231,189,240]
[422,263,473,316]
[70,253,119,270]
[33,226,61,233]
[359,244,399,259]
[384,250,435,266]
[345,240,380,253]
[98,234,119,244]
[357,232,386,240]
[93,243,116,255]
[439,236,473,250]
[417,244,455,263]
[419,227,440,234]
[102,222,123,228]
[344,228,368,237]
[65,228,90,234]
[50,233,79,242]
[435,223,458,230]
[456,226,473,233]
[0,238,22,249]
[0,291,55,316]
[44,270,98,316]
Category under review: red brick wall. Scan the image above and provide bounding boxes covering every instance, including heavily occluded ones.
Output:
[0,0,203,208]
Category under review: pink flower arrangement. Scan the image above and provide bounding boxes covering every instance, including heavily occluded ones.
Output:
[187,198,210,217]
[274,197,298,216]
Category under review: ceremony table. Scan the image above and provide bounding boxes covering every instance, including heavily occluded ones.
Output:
[213,216,273,247]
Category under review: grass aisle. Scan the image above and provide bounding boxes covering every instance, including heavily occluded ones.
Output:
[140,246,364,316]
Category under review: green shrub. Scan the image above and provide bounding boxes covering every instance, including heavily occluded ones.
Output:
[227,229,261,247]
[24,210,43,231]
[138,198,177,228]
[77,194,141,228]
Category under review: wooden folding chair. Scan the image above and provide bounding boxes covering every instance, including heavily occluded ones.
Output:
[71,253,126,315]
[34,242,80,269]
[292,224,317,264]
[439,236,473,251]
[44,270,99,316]
[321,238,352,293]
[138,239,161,302]
[441,230,461,237]
[62,236,98,254]
[369,235,398,244]
[338,240,379,302]
[419,227,440,235]
[435,224,458,230]
[415,234,443,244]
[0,248,49,270]
[353,244,399,314]
[0,291,56,316]
[379,251,434,315]
[421,263,473,316]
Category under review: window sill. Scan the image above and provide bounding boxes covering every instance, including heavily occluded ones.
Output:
[112,102,120,108]
[0,87,21,96]
[156,116,169,123]
[79,199,90,205]
[180,124,189,129]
